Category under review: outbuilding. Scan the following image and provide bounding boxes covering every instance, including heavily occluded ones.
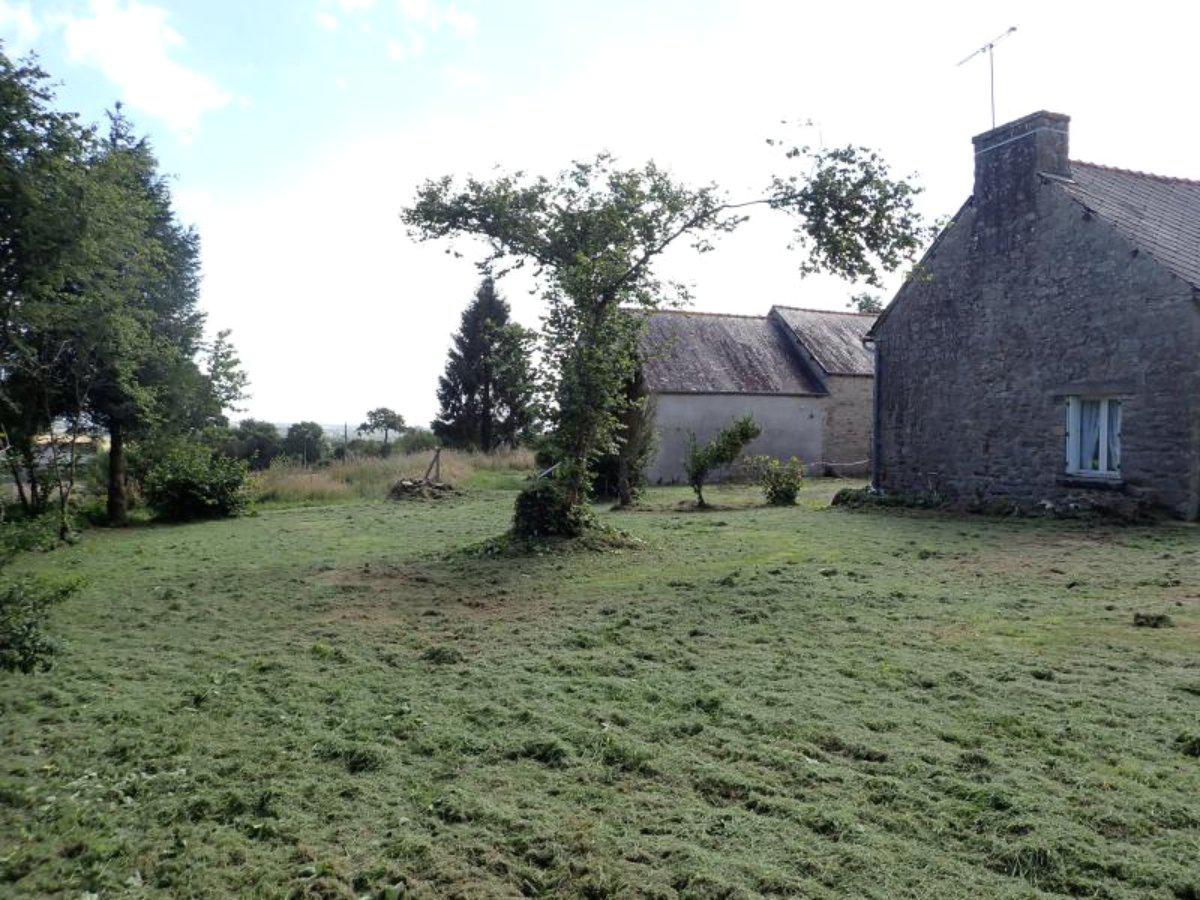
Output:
[639,306,876,483]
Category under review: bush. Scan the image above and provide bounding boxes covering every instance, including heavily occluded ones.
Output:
[748,455,805,505]
[394,427,440,455]
[0,577,81,674]
[0,513,63,564]
[513,478,592,538]
[143,444,249,521]
[592,394,658,505]
[684,415,761,507]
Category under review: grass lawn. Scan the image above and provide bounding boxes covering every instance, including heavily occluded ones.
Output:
[2,481,1198,898]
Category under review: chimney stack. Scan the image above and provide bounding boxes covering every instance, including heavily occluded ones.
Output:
[972,111,1070,208]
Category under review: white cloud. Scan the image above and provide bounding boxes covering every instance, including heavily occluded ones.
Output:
[337,0,377,10]
[316,11,339,31]
[0,0,39,52]
[442,4,476,38]
[396,0,431,22]
[396,0,475,38]
[62,0,230,137]
[186,0,1200,425]
[442,64,484,90]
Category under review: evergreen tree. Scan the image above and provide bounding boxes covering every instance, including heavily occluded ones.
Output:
[83,107,210,524]
[0,48,243,529]
[433,278,536,451]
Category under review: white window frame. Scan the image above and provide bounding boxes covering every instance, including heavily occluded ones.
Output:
[1065,396,1122,479]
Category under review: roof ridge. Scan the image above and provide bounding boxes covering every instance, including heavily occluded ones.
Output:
[645,308,766,320]
[1071,159,1200,187]
[772,305,878,318]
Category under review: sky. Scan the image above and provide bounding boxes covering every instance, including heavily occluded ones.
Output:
[4,0,1199,427]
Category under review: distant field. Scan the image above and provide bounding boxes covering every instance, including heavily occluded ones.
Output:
[1,481,1198,898]
[252,447,535,504]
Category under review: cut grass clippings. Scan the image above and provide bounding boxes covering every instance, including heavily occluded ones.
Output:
[1,480,1198,898]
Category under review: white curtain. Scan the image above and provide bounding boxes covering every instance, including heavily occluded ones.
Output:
[1106,401,1121,471]
[1080,400,1101,470]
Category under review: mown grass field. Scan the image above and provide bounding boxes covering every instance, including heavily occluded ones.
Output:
[2,481,1198,898]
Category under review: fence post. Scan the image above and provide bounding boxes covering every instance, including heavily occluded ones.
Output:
[423,447,441,484]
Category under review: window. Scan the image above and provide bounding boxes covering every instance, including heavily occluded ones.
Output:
[1065,397,1122,478]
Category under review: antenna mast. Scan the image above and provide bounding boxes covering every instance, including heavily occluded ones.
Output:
[958,26,1018,128]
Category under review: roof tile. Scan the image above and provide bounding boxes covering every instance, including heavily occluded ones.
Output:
[1059,161,1200,290]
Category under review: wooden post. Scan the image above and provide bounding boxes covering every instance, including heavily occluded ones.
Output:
[423,447,441,484]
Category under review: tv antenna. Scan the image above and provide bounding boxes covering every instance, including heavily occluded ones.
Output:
[958,26,1018,128]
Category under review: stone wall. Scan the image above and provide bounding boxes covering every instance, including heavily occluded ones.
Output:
[874,179,1200,519]
[820,375,873,476]
[646,393,825,484]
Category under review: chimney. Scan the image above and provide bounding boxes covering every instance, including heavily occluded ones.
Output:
[972,111,1070,208]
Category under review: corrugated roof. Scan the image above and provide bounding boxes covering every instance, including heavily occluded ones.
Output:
[640,311,821,395]
[1059,161,1200,290]
[771,306,877,376]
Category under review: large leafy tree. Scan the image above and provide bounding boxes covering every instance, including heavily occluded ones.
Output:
[357,407,405,454]
[0,51,96,525]
[404,139,930,530]
[433,277,536,451]
[283,421,327,464]
[226,418,283,470]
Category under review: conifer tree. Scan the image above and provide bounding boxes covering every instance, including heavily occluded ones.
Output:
[433,278,536,451]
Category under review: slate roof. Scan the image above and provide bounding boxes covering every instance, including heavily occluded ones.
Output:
[639,311,821,395]
[770,306,877,376]
[1058,161,1200,291]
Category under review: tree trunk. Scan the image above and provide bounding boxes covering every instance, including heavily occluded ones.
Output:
[480,370,493,453]
[616,454,634,508]
[22,448,42,514]
[107,424,128,525]
[8,457,29,512]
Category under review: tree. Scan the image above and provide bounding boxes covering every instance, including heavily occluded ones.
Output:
[357,407,405,455]
[227,419,283,470]
[0,53,241,529]
[205,329,250,414]
[848,291,884,314]
[284,421,327,465]
[0,51,96,527]
[85,108,211,524]
[404,134,930,533]
[433,277,537,451]
[684,415,761,508]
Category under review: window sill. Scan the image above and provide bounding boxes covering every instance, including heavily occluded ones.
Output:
[1058,473,1125,490]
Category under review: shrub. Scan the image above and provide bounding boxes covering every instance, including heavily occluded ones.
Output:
[143,444,249,521]
[513,478,592,538]
[1133,611,1173,629]
[593,394,658,505]
[0,577,81,674]
[0,513,63,565]
[1175,732,1200,758]
[748,455,805,505]
[683,415,761,507]
[394,427,439,455]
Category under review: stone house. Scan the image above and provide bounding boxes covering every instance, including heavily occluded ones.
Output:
[639,306,876,483]
[867,111,1200,519]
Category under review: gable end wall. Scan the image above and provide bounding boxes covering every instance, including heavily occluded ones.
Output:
[874,180,1200,519]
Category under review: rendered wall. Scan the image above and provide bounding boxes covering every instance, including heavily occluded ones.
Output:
[646,393,824,484]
